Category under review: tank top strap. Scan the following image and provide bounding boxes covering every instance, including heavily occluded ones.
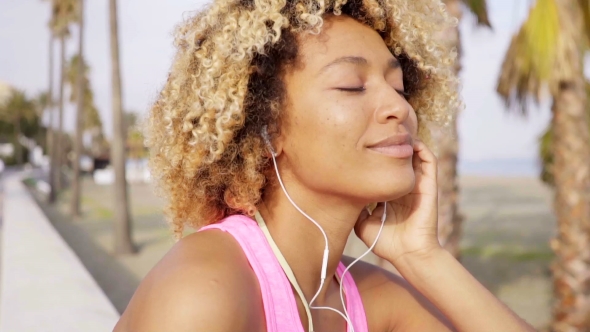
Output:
[198,215,305,332]
[337,262,369,332]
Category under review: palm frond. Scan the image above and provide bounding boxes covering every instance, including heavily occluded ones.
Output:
[45,0,80,37]
[538,124,554,186]
[579,0,590,48]
[65,54,89,102]
[64,54,103,132]
[0,90,38,122]
[34,92,50,116]
[461,0,492,27]
[496,0,579,115]
[84,102,102,131]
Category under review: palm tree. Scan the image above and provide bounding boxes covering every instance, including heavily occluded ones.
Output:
[34,92,51,150]
[0,90,38,165]
[65,56,102,132]
[433,0,491,259]
[45,31,54,176]
[109,0,136,254]
[47,0,78,201]
[71,0,85,217]
[66,53,104,216]
[45,0,58,201]
[496,0,590,329]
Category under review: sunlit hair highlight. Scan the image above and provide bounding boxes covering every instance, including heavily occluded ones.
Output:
[144,0,460,239]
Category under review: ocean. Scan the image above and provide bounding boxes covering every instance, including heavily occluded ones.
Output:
[458,158,541,177]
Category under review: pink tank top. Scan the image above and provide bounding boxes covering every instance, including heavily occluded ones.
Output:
[198,214,368,332]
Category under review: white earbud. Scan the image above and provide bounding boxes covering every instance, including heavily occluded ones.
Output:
[260,126,388,332]
[261,125,277,157]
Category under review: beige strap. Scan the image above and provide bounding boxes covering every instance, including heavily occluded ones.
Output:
[254,210,315,332]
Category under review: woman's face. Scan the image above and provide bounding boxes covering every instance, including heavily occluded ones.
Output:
[277,15,418,205]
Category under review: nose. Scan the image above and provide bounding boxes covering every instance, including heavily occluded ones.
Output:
[373,84,411,125]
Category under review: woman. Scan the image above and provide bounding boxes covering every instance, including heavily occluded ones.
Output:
[115,0,536,331]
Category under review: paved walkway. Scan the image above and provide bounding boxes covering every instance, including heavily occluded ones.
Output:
[0,171,119,332]
[0,171,5,291]
[0,168,17,291]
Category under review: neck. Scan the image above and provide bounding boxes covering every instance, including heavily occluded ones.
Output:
[257,178,364,305]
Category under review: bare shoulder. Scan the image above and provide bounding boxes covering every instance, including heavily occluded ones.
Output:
[342,256,456,332]
[114,229,264,332]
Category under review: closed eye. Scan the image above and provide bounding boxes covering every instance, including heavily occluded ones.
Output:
[336,87,410,99]
[337,87,366,92]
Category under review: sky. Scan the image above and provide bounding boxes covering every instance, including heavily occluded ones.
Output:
[0,0,572,175]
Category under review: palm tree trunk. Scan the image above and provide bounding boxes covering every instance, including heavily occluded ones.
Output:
[48,34,57,203]
[46,33,54,170]
[549,73,590,332]
[14,115,22,166]
[550,1,590,330]
[109,0,136,254]
[71,0,85,217]
[436,0,463,259]
[53,34,66,196]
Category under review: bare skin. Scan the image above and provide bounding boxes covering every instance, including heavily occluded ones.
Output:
[114,16,536,332]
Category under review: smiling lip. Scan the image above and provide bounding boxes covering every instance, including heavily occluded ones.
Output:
[367,134,414,158]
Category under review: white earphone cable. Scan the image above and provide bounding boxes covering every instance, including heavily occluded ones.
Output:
[269,154,334,304]
[264,127,388,332]
[339,203,387,330]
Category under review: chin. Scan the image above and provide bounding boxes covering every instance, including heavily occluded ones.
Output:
[363,166,416,202]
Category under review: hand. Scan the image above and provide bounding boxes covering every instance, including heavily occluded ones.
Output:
[354,139,442,266]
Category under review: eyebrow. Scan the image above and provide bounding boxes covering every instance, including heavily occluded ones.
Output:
[317,56,401,76]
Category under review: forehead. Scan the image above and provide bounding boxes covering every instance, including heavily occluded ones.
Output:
[294,16,393,71]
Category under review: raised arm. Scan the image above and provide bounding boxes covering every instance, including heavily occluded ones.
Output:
[354,140,535,332]
[391,247,534,332]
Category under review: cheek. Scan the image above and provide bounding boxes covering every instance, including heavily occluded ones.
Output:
[285,99,369,183]
[325,103,370,156]
[301,96,367,144]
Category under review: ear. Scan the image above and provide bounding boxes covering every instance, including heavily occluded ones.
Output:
[272,133,284,158]
[261,125,282,158]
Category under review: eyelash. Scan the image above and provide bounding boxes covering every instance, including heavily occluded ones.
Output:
[337,87,410,99]
[338,87,366,92]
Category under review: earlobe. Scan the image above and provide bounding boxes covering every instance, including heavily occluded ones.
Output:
[271,142,283,158]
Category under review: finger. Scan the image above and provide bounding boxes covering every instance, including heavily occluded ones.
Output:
[413,140,437,180]
[412,148,421,173]
[357,208,369,222]
[369,201,386,217]
[354,203,387,243]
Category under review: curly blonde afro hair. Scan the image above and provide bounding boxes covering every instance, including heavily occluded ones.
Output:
[144,0,461,239]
